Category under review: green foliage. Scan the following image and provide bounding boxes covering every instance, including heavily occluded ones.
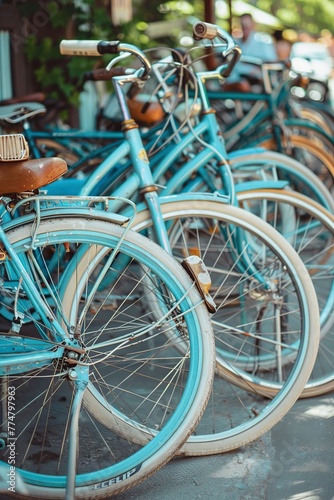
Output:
[18,0,160,110]
[257,0,334,34]
[24,34,83,106]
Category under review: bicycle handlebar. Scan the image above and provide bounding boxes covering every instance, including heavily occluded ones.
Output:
[192,21,241,77]
[193,22,237,55]
[60,40,120,56]
[59,40,151,79]
[240,55,291,71]
[83,67,130,82]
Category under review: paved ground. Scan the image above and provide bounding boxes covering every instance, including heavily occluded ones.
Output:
[1,389,333,499]
[114,394,334,500]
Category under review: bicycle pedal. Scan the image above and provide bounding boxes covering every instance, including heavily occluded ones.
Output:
[0,134,29,161]
[181,255,217,314]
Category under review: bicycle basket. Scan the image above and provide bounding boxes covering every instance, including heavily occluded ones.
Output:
[0,134,29,161]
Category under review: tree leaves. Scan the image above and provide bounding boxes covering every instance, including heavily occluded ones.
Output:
[257,0,334,33]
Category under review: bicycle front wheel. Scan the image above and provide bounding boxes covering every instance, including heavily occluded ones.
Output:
[132,196,320,454]
[0,215,215,497]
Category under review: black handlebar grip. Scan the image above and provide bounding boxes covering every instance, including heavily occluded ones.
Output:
[84,67,127,81]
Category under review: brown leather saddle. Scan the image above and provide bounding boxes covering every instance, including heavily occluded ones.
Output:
[0,134,67,196]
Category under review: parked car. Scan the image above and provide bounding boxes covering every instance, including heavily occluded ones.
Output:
[290,42,333,82]
[290,42,333,101]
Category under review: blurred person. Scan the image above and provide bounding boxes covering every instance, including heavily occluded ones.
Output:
[222,13,278,92]
[273,30,292,61]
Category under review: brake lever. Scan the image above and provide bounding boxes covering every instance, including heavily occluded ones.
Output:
[106,51,132,71]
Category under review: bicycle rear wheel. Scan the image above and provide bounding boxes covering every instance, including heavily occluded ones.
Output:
[237,188,334,397]
[0,215,215,497]
[137,198,320,453]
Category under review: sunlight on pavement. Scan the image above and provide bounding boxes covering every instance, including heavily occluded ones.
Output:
[304,403,334,419]
[288,489,322,500]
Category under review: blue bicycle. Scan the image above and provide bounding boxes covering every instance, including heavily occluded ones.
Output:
[0,134,216,497]
[48,23,321,457]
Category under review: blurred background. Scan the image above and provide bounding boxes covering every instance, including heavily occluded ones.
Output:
[1,0,333,125]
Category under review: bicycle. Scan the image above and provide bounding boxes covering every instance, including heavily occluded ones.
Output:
[147,40,333,397]
[76,29,333,370]
[0,134,216,497]
[54,22,321,457]
[14,22,331,401]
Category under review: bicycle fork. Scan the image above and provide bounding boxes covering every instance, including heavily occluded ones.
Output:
[66,364,89,500]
